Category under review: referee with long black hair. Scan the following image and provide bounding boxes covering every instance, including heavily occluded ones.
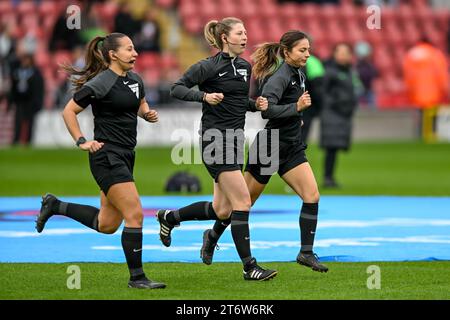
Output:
[35,33,166,289]
[200,30,328,273]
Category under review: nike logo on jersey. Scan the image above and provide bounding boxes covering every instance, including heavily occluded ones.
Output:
[128,83,139,98]
[123,81,129,84]
[219,72,228,77]
[292,81,296,85]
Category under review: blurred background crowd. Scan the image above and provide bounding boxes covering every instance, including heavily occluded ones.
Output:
[0,0,448,146]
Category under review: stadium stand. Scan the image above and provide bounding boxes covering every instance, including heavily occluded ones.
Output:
[0,0,448,113]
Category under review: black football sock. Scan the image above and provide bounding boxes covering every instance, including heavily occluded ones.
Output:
[230,210,253,265]
[121,227,146,281]
[165,201,217,225]
[209,216,231,243]
[300,202,319,254]
[52,199,99,231]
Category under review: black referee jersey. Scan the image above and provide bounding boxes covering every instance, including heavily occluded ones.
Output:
[170,51,258,132]
[73,68,145,149]
[260,61,306,142]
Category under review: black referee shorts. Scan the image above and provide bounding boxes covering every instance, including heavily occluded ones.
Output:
[200,130,245,183]
[245,130,308,185]
[89,143,135,195]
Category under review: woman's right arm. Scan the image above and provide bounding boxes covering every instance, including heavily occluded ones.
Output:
[261,75,305,119]
[62,89,103,153]
[170,60,222,104]
[62,98,85,142]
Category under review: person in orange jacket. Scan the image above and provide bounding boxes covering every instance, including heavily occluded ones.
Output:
[403,38,449,108]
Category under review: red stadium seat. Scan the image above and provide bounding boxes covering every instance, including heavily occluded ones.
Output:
[384,20,403,45]
[340,1,357,22]
[199,2,218,21]
[397,4,415,23]
[346,25,365,44]
[179,0,197,20]
[159,53,179,69]
[319,4,339,23]
[183,16,203,34]
[136,52,160,70]
[240,1,258,20]
[280,3,298,21]
[324,21,346,45]
[17,1,36,16]
[35,50,51,69]
[52,50,72,67]
[0,0,13,15]
[39,0,62,18]
[93,1,118,22]
[300,3,319,21]
[304,21,324,43]
[142,68,161,86]
[219,1,237,19]
[402,21,421,46]
[258,2,278,20]
[434,10,450,32]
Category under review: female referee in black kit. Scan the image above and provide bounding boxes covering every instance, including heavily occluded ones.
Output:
[156,17,277,281]
[200,31,328,273]
[35,33,166,289]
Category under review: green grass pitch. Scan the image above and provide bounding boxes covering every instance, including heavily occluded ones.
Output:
[0,142,449,300]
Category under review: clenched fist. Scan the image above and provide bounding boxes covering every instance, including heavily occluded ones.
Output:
[296,91,312,112]
[205,93,224,105]
[255,96,268,111]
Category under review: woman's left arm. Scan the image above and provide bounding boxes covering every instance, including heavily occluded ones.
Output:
[138,98,158,123]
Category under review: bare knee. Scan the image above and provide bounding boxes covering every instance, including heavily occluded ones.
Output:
[215,206,232,220]
[232,197,252,212]
[302,189,320,203]
[123,207,143,227]
[99,222,121,234]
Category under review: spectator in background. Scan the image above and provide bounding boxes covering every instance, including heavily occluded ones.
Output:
[157,67,181,105]
[55,45,86,109]
[7,41,44,145]
[79,2,108,44]
[0,23,15,104]
[403,37,449,109]
[355,41,378,108]
[134,10,161,53]
[114,2,141,39]
[320,43,362,188]
[48,2,82,51]
[302,54,325,143]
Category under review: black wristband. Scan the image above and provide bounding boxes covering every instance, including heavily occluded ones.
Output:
[76,136,87,147]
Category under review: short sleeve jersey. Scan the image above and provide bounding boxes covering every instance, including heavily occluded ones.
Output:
[73,69,145,149]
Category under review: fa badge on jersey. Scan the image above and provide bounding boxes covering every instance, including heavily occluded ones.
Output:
[128,83,139,99]
[237,69,248,82]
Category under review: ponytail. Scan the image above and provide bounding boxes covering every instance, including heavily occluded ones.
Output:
[251,43,282,80]
[204,20,220,49]
[61,33,127,90]
[203,17,243,51]
[252,30,310,80]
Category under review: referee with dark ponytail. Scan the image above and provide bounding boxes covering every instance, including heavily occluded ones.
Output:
[35,33,166,289]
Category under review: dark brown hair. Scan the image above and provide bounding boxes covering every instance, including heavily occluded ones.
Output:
[62,33,127,90]
[252,30,310,80]
[204,17,243,50]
